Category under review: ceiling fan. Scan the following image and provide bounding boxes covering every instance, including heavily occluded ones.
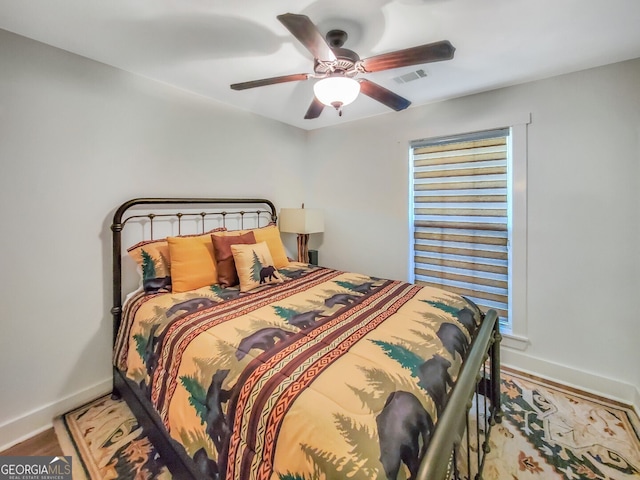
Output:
[230,13,455,119]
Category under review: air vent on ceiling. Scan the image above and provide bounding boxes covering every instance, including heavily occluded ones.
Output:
[392,69,427,84]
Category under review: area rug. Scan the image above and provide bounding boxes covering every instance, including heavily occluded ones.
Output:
[483,369,640,479]
[54,370,640,479]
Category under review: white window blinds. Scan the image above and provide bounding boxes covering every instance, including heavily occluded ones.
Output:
[411,129,509,322]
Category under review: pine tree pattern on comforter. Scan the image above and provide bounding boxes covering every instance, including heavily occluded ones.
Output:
[113,263,483,480]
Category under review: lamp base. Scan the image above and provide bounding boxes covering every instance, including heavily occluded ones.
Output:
[296,233,309,264]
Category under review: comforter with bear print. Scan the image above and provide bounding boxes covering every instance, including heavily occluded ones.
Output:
[113,262,484,480]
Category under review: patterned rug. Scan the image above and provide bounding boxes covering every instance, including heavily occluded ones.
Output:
[484,370,640,479]
[53,370,640,479]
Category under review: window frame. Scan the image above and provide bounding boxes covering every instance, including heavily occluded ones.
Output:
[408,114,530,350]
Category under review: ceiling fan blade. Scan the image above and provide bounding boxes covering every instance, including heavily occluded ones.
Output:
[277,13,337,62]
[304,97,325,119]
[230,73,309,90]
[361,40,455,73]
[359,79,411,111]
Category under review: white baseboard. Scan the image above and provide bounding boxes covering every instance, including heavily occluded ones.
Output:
[502,347,640,414]
[0,377,112,452]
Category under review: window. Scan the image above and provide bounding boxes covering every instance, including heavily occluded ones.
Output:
[410,127,525,342]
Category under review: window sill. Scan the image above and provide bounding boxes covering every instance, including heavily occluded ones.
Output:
[498,329,529,351]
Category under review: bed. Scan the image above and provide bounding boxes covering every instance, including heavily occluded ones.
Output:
[111,197,502,480]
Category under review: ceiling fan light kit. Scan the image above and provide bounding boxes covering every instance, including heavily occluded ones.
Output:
[313,76,361,112]
[230,13,455,119]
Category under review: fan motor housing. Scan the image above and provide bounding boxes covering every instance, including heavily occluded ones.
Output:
[326,29,348,48]
[313,29,360,76]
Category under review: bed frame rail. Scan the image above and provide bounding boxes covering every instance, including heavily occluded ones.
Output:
[418,309,501,480]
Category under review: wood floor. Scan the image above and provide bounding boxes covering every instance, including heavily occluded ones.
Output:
[0,428,63,457]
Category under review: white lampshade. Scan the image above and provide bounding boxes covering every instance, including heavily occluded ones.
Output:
[313,77,360,108]
[279,208,324,234]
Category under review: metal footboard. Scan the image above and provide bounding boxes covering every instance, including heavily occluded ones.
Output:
[417,309,502,480]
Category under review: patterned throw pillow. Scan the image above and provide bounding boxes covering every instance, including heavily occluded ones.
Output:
[211,231,257,288]
[224,224,290,269]
[127,239,171,293]
[231,241,283,292]
[127,228,225,294]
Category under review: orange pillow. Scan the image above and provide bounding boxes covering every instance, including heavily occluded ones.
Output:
[168,235,218,293]
[253,224,289,269]
[127,228,225,293]
[211,231,256,288]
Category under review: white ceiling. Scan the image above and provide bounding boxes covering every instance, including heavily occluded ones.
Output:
[2,0,640,130]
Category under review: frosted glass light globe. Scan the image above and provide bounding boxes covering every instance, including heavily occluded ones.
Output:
[313,77,360,108]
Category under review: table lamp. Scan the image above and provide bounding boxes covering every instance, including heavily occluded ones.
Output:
[279,205,324,263]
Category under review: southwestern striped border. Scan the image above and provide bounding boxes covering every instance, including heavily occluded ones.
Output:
[226,281,422,479]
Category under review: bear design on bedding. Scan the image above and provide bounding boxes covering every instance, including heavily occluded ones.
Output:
[115,264,483,480]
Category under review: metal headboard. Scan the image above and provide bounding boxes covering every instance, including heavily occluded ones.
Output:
[110,197,277,344]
